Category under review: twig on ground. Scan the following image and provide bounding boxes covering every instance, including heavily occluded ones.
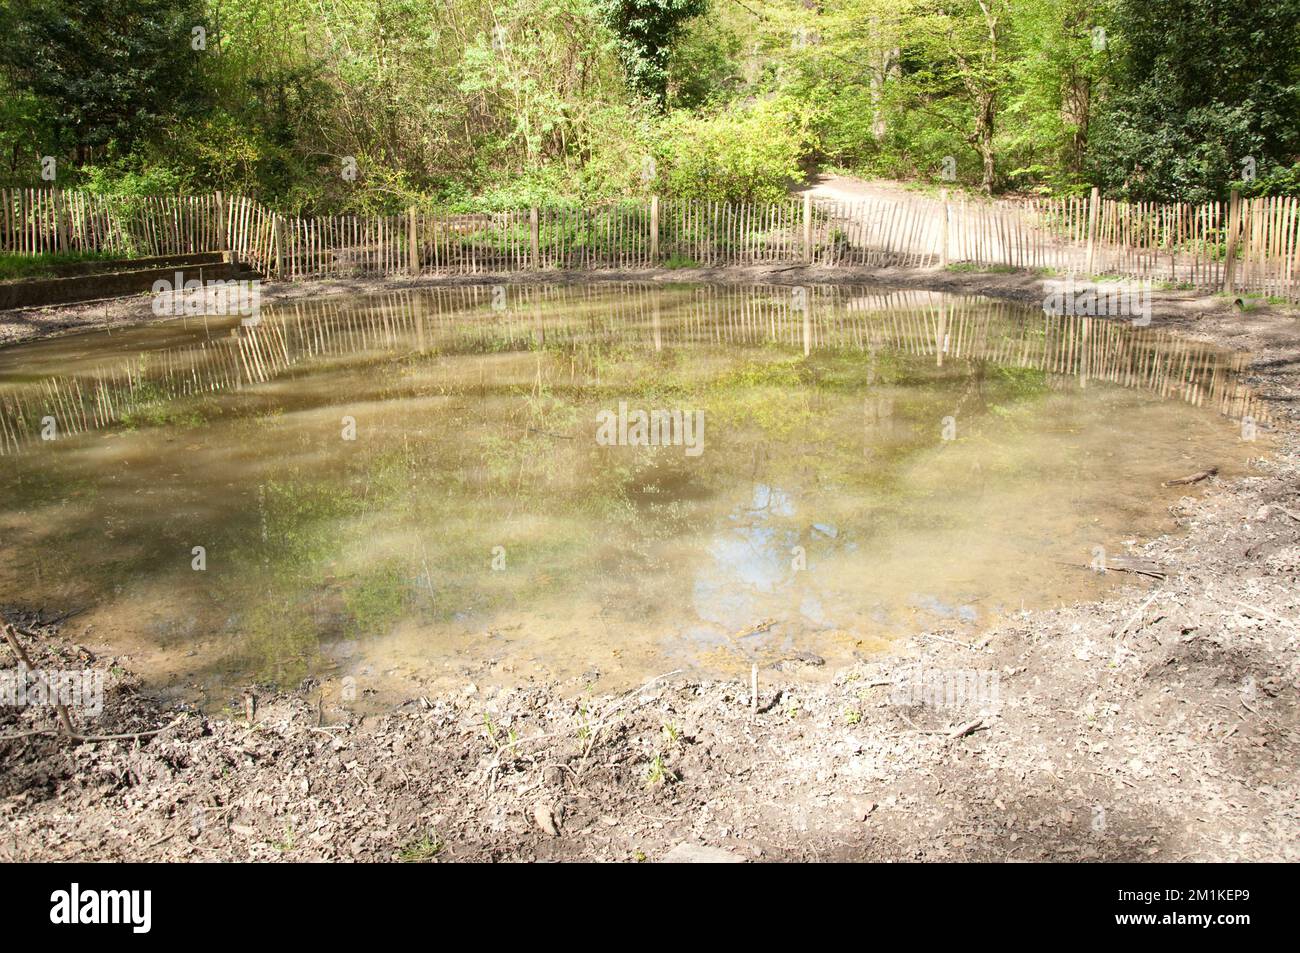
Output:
[919,632,974,649]
[1112,591,1160,639]
[2,622,77,737]
[576,669,682,778]
[1162,466,1218,487]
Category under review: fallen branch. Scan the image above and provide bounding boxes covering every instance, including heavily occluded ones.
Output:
[946,717,988,741]
[1057,556,1166,580]
[1162,466,1218,487]
[919,632,975,650]
[2,621,183,745]
[2,622,77,737]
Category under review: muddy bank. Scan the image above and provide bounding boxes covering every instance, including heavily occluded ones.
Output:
[1,266,1297,862]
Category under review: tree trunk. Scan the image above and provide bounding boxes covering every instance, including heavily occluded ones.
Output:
[1061,73,1091,175]
[975,91,996,192]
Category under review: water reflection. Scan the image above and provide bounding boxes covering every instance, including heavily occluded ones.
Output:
[0,284,1266,702]
[0,285,1266,453]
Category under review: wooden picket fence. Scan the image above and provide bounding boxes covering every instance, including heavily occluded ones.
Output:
[3,186,1298,303]
[0,188,225,258]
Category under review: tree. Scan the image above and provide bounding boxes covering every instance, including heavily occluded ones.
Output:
[905,0,1014,193]
[0,0,210,164]
[1003,0,1108,190]
[596,0,710,107]
[1088,0,1300,201]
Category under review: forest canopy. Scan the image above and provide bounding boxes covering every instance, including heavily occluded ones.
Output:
[0,0,1297,211]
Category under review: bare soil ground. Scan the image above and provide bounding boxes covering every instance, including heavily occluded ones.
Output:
[2,265,1297,862]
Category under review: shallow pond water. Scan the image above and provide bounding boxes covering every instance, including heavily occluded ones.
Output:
[0,284,1267,706]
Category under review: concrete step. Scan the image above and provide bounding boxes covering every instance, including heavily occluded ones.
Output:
[0,255,259,311]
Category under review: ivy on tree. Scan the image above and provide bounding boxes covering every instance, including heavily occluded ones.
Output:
[596,0,708,108]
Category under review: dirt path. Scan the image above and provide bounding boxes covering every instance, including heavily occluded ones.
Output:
[797,172,926,204]
[2,267,1298,862]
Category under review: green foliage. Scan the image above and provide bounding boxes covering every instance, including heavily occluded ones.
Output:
[0,250,117,280]
[0,0,209,159]
[596,0,709,106]
[1239,161,1300,199]
[1088,0,1300,202]
[0,0,1296,204]
[1002,0,1107,193]
[665,10,744,109]
[397,832,444,862]
[654,99,812,201]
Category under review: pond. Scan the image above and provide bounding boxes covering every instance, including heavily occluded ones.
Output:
[0,284,1267,707]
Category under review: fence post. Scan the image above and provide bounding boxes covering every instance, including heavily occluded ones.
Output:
[802,192,813,263]
[215,190,227,254]
[408,206,419,273]
[52,187,70,252]
[273,215,285,279]
[1224,189,1241,295]
[530,207,540,269]
[1085,186,1100,275]
[940,188,950,268]
[650,195,659,263]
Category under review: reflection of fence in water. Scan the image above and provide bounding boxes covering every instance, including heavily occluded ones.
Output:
[0,285,1266,453]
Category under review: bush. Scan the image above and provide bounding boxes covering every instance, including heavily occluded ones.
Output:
[652,99,813,203]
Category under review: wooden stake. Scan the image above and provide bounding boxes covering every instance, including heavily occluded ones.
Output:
[1085,186,1100,275]
[649,195,659,263]
[802,192,813,263]
[528,206,540,270]
[408,206,419,273]
[1224,189,1242,295]
[940,188,950,268]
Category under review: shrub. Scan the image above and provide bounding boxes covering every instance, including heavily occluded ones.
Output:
[652,99,813,203]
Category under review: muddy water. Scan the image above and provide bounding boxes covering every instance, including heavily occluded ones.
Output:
[0,285,1266,706]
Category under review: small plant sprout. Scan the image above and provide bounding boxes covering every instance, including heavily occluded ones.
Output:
[645,753,676,787]
[575,703,592,742]
[398,832,444,862]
